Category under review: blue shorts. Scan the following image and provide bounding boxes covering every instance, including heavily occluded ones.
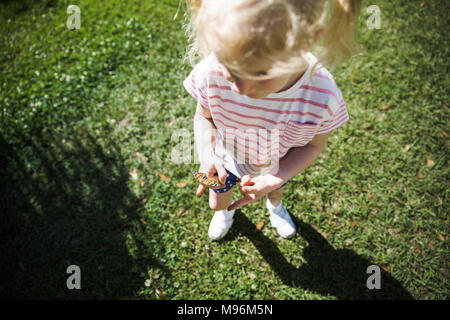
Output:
[212,169,289,193]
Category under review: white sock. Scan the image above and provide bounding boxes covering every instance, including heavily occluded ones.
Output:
[218,208,235,217]
[266,199,283,214]
[226,208,236,216]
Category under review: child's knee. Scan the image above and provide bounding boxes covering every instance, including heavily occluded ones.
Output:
[209,197,230,211]
[209,189,233,211]
[209,201,227,211]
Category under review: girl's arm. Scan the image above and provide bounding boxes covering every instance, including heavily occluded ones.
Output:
[193,102,218,164]
[193,102,229,194]
[227,132,330,211]
[274,131,330,185]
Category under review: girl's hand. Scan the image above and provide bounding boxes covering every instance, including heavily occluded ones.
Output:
[195,154,228,196]
[227,174,284,211]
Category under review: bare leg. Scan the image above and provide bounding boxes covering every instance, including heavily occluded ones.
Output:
[267,187,296,238]
[207,186,236,240]
[209,187,234,211]
[267,187,284,207]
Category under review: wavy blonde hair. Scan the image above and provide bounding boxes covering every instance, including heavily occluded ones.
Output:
[185,0,362,80]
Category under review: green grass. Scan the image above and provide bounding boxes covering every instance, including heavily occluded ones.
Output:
[0,0,448,299]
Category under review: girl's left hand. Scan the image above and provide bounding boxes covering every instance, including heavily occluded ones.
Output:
[227,174,284,211]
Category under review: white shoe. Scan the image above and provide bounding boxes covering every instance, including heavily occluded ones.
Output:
[267,200,296,239]
[208,209,236,240]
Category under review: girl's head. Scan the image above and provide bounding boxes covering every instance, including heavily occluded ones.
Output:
[186,0,362,82]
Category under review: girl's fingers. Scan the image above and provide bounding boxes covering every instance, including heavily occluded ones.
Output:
[228,197,249,211]
[208,166,217,178]
[238,184,257,198]
[241,186,258,194]
[239,175,258,196]
[248,193,256,200]
[196,183,206,196]
[241,175,254,186]
[216,164,228,185]
[227,193,256,211]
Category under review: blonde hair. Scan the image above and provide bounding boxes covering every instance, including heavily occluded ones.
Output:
[185,0,362,80]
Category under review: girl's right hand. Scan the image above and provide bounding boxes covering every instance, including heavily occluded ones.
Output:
[196,155,228,196]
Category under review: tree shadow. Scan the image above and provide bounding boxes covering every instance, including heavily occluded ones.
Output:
[229,211,414,300]
[0,0,58,15]
[0,126,168,299]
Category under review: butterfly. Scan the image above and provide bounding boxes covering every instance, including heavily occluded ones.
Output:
[191,170,222,187]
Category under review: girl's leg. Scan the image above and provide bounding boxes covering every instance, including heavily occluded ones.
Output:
[266,187,296,239]
[267,186,284,207]
[209,186,234,211]
[208,186,236,240]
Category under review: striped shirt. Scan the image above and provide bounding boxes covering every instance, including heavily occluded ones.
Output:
[184,52,349,179]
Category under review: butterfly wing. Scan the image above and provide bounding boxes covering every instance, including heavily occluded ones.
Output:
[191,170,221,187]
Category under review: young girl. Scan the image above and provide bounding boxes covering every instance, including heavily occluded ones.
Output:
[184,0,362,240]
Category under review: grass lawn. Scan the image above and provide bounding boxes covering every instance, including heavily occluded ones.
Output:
[0,0,448,299]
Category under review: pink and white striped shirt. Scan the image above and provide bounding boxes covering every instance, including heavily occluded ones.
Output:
[184,53,349,179]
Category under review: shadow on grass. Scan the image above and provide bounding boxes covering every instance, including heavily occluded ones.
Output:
[0,0,58,15]
[230,211,413,300]
[0,126,168,299]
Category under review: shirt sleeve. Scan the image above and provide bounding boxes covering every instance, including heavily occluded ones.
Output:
[316,94,350,135]
[183,63,210,109]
